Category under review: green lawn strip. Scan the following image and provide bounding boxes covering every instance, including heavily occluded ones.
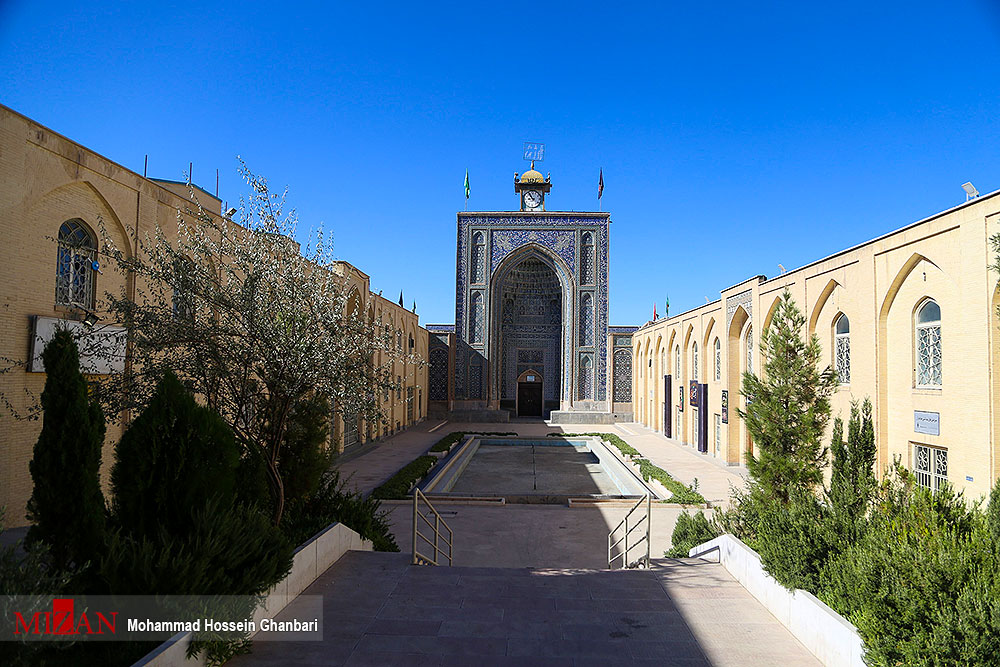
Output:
[553,432,705,504]
[370,455,438,499]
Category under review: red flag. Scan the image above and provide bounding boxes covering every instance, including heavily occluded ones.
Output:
[598,168,604,199]
[653,301,657,321]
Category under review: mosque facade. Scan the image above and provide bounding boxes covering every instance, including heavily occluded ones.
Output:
[428,166,634,421]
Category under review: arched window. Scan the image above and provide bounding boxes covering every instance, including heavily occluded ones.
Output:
[578,354,593,400]
[916,299,941,387]
[834,314,851,385]
[579,293,594,345]
[469,292,484,344]
[714,338,721,381]
[745,325,753,375]
[692,342,699,380]
[675,346,681,379]
[580,232,595,284]
[471,231,486,284]
[56,219,97,308]
[660,350,665,379]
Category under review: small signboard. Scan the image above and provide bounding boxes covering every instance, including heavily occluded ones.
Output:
[914,410,940,436]
[522,142,545,162]
[721,390,729,423]
[526,375,535,382]
[689,380,699,404]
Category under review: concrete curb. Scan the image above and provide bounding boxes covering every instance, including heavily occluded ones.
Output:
[689,534,864,666]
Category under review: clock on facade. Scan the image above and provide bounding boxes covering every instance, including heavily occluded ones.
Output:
[524,190,542,209]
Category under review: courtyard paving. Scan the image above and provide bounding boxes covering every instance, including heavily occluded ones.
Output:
[231,551,820,666]
[242,418,822,664]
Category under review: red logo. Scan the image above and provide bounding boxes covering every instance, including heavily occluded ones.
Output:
[13,598,117,636]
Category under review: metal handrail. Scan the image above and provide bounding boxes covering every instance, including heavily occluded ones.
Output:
[412,487,454,566]
[608,494,651,569]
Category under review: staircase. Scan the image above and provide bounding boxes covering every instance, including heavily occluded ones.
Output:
[231,550,820,666]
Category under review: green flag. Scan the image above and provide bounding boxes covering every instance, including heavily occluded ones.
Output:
[464,169,470,199]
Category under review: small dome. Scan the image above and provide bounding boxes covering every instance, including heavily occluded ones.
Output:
[520,169,544,184]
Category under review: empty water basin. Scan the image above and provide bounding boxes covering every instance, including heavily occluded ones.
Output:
[420,436,659,503]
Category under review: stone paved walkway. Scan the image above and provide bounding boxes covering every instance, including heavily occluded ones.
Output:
[610,422,748,506]
[231,551,820,666]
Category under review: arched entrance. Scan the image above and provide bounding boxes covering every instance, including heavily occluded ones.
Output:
[490,250,566,418]
[516,369,543,417]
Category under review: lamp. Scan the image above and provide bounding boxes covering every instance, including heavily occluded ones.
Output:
[82,310,99,328]
[961,182,979,200]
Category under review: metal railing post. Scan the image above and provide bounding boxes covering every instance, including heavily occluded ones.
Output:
[412,489,419,565]
[645,494,651,569]
[434,513,440,564]
[623,514,628,567]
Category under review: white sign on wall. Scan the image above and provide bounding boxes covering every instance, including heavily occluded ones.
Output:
[29,316,127,374]
[914,410,940,436]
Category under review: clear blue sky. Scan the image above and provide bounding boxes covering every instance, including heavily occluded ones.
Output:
[3,1,999,326]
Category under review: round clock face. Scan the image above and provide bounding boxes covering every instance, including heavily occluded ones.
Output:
[524,190,542,209]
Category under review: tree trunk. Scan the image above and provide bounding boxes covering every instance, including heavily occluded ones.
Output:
[266,457,285,526]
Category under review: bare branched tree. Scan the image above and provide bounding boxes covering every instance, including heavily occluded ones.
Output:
[93,162,417,524]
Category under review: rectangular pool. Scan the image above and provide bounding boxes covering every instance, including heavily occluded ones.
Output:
[420,436,659,503]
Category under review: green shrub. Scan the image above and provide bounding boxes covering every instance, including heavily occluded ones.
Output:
[1,508,77,666]
[282,471,398,552]
[665,510,719,557]
[111,371,240,541]
[280,393,334,504]
[818,467,1000,665]
[26,329,106,570]
[754,488,834,591]
[634,458,706,504]
[98,498,292,596]
[371,456,438,500]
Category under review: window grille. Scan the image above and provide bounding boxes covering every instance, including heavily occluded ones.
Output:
[692,343,699,380]
[916,300,941,387]
[714,338,721,381]
[343,413,359,449]
[835,314,850,384]
[675,347,680,379]
[745,326,753,375]
[913,444,947,491]
[56,220,97,308]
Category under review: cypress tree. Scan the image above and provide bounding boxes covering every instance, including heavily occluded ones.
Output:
[828,416,846,507]
[110,370,239,540]
[739,289,836,503]
[26,329,107,569]
[847,398,877,509]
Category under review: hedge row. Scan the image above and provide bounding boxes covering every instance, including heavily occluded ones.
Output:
[552,432,705,504]
[370,455,438,500]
